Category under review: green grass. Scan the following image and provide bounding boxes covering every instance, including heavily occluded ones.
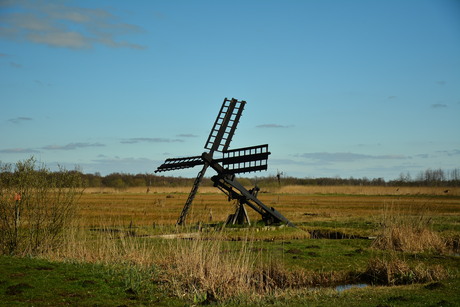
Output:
[0,255,183,306]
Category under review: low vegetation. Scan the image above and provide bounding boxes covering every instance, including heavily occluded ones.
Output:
[0,158,83,255]
[372,203,447,253]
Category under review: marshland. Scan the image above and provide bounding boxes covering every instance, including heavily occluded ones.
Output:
[1,163,459,306]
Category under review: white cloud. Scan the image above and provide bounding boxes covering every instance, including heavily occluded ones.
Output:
[0,148,40,154]
[121,138,184,144]
[0,0,147,50]
[42,142,105,150]
[256,124,291,128]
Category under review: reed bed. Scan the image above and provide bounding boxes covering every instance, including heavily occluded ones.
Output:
[364,256,447,285]
[372,202,446,253]
[41,223,354,303]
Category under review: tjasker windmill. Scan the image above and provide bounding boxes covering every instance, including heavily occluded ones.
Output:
[155,98,294,227]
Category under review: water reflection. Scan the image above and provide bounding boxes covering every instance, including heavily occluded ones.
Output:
[335,283,368,292]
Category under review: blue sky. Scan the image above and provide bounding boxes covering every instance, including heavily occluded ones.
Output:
[1,0,459,180]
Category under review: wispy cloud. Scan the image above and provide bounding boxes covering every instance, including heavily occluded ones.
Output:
[0,148,40,153]
[121,138,184,144]
[8,117,33,124]
[256,124,291,128]
[414,153,430,159]
[0,1,147,50]
[436,81,447,86]
[9,61,22,68]
[299,152,407,163]
[387,96,397,100]
[448,149,460,156]
[35,80,52,86]
[269,158,307,166]
[177,134,198,138]
[436,149,460,157]
[42,142,105,150]
[431,103,447,108]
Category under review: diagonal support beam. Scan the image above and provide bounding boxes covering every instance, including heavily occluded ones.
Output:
[176,163,209,225]
[202,152,295,227]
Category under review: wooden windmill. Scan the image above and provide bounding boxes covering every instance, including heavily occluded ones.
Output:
[155,98,293,227]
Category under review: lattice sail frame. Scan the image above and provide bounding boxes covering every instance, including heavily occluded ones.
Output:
[204,98,246,153]
[221,144,269,174]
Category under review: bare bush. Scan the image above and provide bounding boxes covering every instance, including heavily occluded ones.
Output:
[0,157,83,255]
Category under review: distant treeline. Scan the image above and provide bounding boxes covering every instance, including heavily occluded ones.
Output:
[75,168,460,188]
[1,167,459,189]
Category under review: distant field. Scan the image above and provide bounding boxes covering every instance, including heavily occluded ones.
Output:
[78,185,460,232]
[84,185,460,196]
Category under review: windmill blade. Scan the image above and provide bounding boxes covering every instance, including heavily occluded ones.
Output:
[155,155,203,173]
[218,144,270,174]
[204,98,246,153]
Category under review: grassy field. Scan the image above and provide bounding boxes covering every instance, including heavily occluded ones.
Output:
[1,185,459,306]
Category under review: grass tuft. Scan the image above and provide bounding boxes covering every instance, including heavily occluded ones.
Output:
[363,256,447,285]
[372,203,446,253]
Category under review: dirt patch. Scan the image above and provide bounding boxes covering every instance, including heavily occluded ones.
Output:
[35,265,54,271]
[81,280,96,287]
[286,248,302,255]
[425,282,445,290]
[5,283,33,295]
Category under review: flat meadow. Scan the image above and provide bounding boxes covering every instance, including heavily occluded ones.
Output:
[2,185,460,306]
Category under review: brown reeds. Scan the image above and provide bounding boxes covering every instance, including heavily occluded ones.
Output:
[151,232,359,302]
[372,202,446,253]
[364,256,447,285]
[44,224,356,303]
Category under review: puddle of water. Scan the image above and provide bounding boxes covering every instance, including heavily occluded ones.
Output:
[335,283,368,292]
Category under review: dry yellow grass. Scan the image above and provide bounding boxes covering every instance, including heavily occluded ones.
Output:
[273,185,460,196]
[76,185,460,228]
[84,185,460,196]
[84,186,218,194]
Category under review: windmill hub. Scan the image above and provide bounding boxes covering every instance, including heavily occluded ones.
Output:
[155,98,294,227]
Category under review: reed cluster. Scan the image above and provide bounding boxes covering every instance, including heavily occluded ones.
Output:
[372,202,446,253]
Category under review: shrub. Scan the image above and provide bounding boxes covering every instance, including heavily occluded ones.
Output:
[0,157,83,255]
